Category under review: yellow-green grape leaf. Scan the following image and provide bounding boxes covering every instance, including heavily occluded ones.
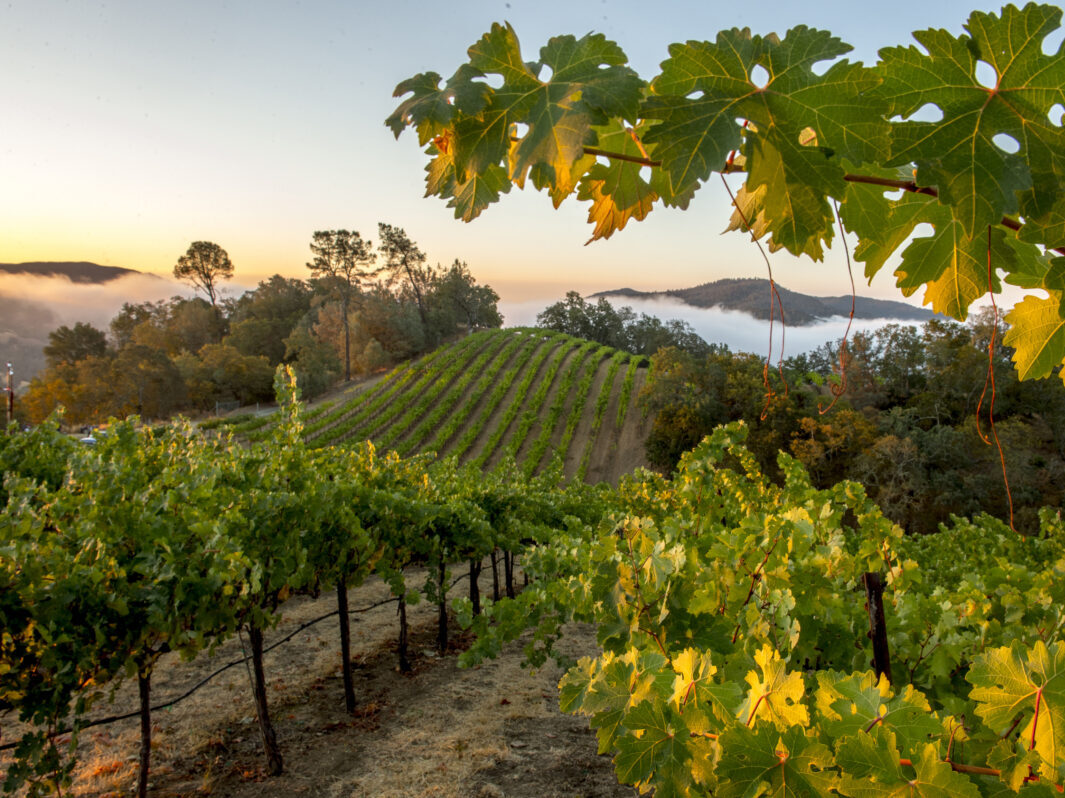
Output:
[968,640,1065,781]
[814,671,943,754]
[577,120,658,242]
[421,136,512,221]
[893,215,1014,320]
[742,645,809,730]
[1003,292,1065,385]
[877,5,1065,239]
[837,735,979,797]
[716,725,838,797]
[670,648,744,732]
[614,700,692,797]
[986,739,1045,793]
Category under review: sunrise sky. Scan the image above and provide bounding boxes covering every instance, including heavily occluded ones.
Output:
[2,0,1038,303]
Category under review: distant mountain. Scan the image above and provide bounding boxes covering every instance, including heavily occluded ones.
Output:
[592,278,937,326]
[0,261,157,283]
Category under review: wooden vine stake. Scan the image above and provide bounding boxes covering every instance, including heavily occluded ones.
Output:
[862,572,892,685]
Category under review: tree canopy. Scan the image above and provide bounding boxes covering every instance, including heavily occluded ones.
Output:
[173,241,233,307]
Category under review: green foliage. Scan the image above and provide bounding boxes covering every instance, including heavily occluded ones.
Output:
[388,4,1065,384]
[463,422,1065,796]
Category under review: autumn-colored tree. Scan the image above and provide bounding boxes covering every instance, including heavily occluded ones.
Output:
[306,230,379,381]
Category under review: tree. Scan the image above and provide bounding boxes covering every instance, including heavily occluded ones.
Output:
[306,230,378,381]
[173,241,234,308]
[377,223,434,339]
[227,276,313,365]
[430,259,502,335]
[43,322,108,368]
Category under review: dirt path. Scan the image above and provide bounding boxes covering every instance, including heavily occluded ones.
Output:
[21,569,634,798]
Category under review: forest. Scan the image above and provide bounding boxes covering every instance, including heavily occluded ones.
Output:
[15,226,501,425]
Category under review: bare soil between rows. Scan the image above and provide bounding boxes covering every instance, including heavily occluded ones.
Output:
[12,570,635,798]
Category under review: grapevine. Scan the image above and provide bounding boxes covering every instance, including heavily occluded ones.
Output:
[387,4,1065,387]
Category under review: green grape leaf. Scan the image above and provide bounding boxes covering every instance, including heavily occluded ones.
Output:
[894,216,1015,320]
[386,65,491,144]
[716,725,838,797]
[614,700,692,796]
[743,124,842,260]
[837,736,980,797]
[968,640,1065,781]
[585,654,637,753]
[742,645,809,730]
[449,23,643,203]
[841,182,934,282]
[641,29,755,200]
[877,4,1065,238]
[1003,292,1065,385]
[577,120,658,242]
[645,25,883,258]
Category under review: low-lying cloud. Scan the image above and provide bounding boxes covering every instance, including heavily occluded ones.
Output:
[1,273,196,385]
[500,294,922,358]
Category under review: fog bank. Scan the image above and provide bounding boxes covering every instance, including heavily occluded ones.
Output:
[499,294,923,358]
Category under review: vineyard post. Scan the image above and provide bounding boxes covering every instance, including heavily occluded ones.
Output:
[397,595,411,673]
[437,557,448,654]
[247,624,284,775]
[469,558,482,616]
[336,574,356,713]
[137,665,152,798]
[491,548,499,601]
[862,572,893,685]
[5,362,12,428]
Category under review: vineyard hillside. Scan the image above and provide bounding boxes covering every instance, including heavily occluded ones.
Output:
[237,328,653,484]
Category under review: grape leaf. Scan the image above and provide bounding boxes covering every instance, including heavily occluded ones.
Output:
[614,700,692,797]
[644,25,884,258]
[894,216,1013,320]
[1003,292,1065,385]
[814,671,943,754]
[742,645,809,730]
[968,640,1065,781]
[877,4,1065,238]
[640,29,755,200]
[986,739,1044,793]
[577,120,658,242]
[449,23,643,204]
[841,182,935,282]
[836,735,980,797]
[422,136,512,221]
[386,65,491,144]
[716,725,838,797]
[670,647,744,732]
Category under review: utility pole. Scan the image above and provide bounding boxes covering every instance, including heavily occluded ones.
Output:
[5,363,13,429]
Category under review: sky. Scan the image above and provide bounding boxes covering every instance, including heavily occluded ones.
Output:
[1,0,1043,305]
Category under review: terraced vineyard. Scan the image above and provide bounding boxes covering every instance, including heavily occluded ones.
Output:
[244,328,651,483]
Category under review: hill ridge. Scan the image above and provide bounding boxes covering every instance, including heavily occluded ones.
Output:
[591,277,937,326]
[0,261,156,283]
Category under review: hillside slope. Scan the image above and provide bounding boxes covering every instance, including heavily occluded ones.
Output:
[241,329,653,484]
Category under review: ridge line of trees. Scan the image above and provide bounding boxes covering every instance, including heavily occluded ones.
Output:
[19,226,502,425]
